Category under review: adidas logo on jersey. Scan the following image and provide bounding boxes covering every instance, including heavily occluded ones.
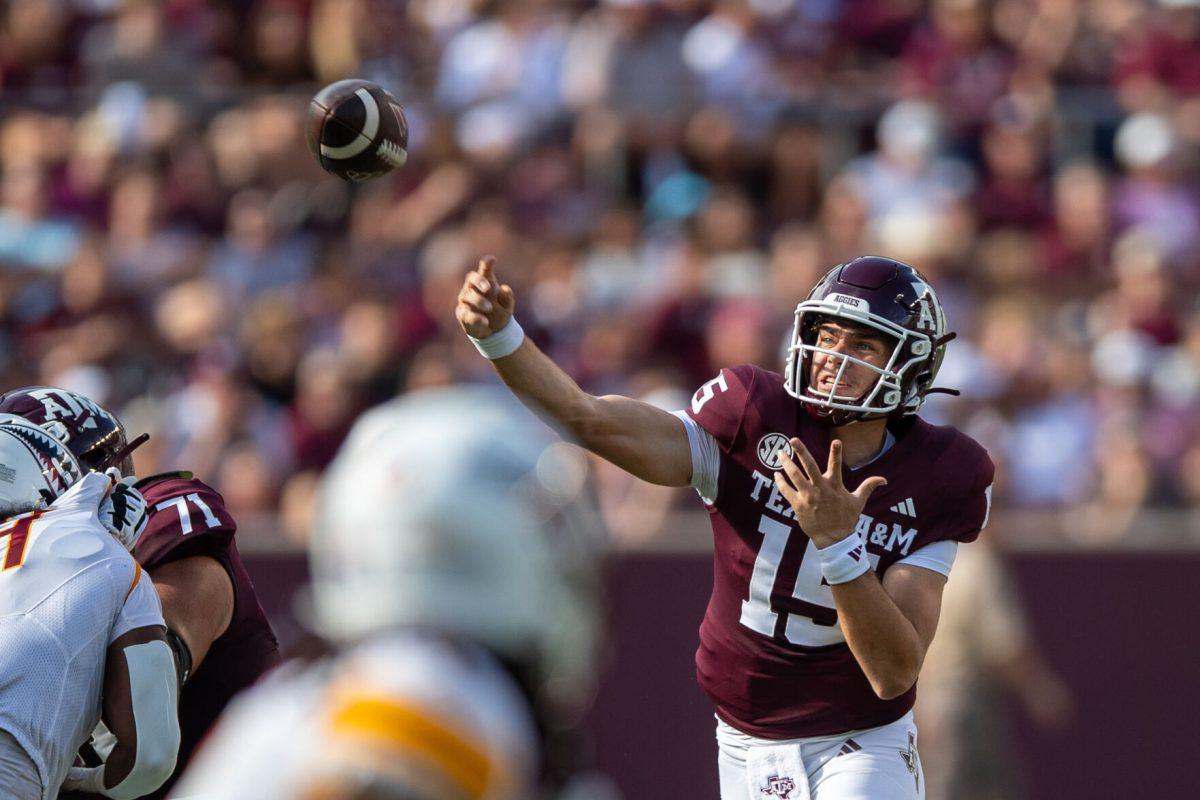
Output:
[889,497,917,517]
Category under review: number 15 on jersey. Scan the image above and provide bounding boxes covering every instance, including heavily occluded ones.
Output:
[740,512,879,648]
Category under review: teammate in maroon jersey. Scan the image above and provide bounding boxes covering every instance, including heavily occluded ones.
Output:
[457,255,993,799]
[0,387,282,800]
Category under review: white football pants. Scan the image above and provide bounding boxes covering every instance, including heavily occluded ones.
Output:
[717,711,924,800]
[0,728,43,800]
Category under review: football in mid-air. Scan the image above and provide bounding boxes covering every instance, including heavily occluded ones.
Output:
[306,79,409,182]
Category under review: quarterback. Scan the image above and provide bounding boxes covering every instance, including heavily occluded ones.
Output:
[0,386,282,799]
[457,255,993,799]
[0,417,179,800]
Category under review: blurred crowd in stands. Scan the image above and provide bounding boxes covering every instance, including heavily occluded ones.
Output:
[1,0,1199,547]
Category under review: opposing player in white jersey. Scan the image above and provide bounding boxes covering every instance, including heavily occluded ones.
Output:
[0,416,181,800]
[175,386,608,800]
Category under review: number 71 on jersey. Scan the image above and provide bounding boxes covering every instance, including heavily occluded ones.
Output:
[155,493,221,535]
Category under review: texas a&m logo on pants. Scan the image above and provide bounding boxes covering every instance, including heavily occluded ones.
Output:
[761,774,796,798]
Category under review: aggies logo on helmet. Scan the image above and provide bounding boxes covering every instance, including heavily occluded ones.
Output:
[27,387,107,430]
[911,289,938,333]
[0,386,144,474]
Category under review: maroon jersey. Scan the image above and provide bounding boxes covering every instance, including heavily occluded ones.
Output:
[129,474,281,798]
[686,365,993,739]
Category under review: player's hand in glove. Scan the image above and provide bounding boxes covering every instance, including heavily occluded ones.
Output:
[100,469,149,551]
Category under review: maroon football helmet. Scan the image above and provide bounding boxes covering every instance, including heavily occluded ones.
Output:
[784,256,954,424]
[0,386,147,475]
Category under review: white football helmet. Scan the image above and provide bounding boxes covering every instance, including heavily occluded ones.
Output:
[309,386,606,717]
[0,415,84,511]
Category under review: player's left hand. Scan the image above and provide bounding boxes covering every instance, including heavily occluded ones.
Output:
[100,470,149,551]
[774,438,886,548]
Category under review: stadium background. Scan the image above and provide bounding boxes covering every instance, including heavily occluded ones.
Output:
[1,0,1197,797]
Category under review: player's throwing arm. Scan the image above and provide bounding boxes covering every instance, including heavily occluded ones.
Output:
[455,256,692,487]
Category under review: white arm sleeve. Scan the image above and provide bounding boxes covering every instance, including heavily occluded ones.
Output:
[671,411,720,505]
[77,641,180,800]
[110,566,164,643]
[897,542,960,578]
[896,539,958,578]
[110,640,180,799]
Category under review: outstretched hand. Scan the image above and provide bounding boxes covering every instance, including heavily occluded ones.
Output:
[455,255,515,339]
[774,438,887,548]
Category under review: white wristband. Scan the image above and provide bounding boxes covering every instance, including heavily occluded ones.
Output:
[469,318,525,360]
[816,533,871,585]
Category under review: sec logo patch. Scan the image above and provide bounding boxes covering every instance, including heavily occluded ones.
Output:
[757,433,793,470]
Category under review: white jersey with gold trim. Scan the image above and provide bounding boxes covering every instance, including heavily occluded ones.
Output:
[0,472,164,799]
[174,632,539,800]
